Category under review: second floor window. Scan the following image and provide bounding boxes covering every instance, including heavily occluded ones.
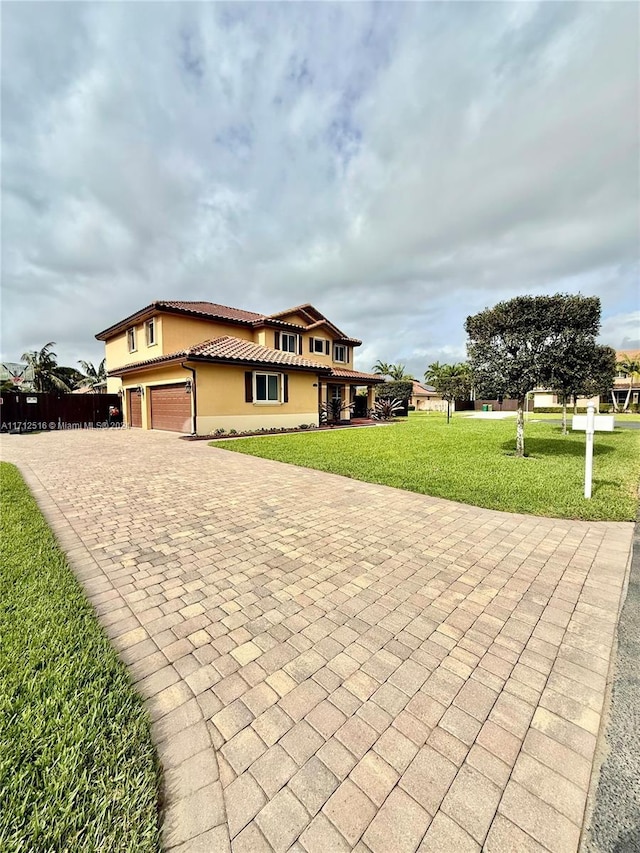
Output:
[280,333,298,353]
[127,327,137,353]
[333,344,347,363]
[310,337,330,355]
[275,331,301,353]
[145,319,156,346]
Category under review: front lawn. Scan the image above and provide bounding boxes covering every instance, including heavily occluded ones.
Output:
[0,463,161,852]
[210,413,640,521]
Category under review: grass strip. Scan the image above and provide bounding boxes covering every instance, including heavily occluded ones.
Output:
[0,462,161,853]
[211,413,640,521]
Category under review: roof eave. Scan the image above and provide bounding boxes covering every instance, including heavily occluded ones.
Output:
[97,304,257,341]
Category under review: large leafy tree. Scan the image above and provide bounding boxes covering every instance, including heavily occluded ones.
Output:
[424,362,472,423]
[548,344,617,433]
[20,342,71,392]
[465,294,601,456]
[616,356,640,411]
[78,358,107,390]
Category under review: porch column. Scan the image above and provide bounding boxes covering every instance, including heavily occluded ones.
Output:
[367,385,375,412]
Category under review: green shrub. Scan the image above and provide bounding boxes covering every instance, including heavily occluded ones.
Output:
[375,381,413,401]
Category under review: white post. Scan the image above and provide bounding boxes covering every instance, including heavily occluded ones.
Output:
[584,403,595,499]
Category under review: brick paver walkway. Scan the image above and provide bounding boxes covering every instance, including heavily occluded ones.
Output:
[1,429,633,853]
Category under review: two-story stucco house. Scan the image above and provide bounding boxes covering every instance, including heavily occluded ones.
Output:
[96,301,383,434]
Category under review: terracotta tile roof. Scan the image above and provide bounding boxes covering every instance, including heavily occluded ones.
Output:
[108,336,332,376]
[411,381,438,396]
[330,367,385,382]
[189,337,330,369]
[158,301,265,322]
[97,298,366,349]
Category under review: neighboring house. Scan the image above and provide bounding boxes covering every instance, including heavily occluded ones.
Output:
[409,381,447,412]
[531,390,599,411]
[532,348,640,412]
[611,348,640,409]
[96,301,384,434]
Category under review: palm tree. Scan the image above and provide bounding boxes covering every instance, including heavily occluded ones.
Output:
[616,357,640,411]
[20,342,71,392]
[78,358,107,390]
[424,362,471,422]
[388,363,415,381]
[372,360,393,378]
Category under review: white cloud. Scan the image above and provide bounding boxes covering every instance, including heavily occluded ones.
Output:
[1,2,638,377]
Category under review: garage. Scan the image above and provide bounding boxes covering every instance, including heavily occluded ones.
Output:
[149,384,191,433]
[127,389,142,428]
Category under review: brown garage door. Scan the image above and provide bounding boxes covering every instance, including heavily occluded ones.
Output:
[150,384,191,433]
[127,389,142,428]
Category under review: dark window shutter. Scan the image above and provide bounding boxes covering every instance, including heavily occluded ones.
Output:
[283,374,289,403]
[245,372,253,402]
[298,335,302,355]
[274,331,280,349]
[325,340,330,356]
[309,338,314,353]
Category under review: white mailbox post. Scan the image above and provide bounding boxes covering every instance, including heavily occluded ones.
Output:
[572,405,615,499]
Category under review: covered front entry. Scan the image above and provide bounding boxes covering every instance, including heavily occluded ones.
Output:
[127,389,142,428]
[149,384,191,433]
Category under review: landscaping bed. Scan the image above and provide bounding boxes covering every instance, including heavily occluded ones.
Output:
[210,412,640,521]
[0,462,161,852]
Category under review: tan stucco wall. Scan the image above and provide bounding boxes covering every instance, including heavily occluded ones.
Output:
[195,363,320,434]
[104,316,164,370]
[272,313,308,326]
[161,316,254,353]
[533,391,600,409]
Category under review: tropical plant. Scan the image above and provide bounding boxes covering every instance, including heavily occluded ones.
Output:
[616,356,640,412]
[20,343,71,393]
[320,397,355,425]
[372,397,405,420]
[424,362,472,424]
[388,363,415,381]
[372,360,393,378]
[78,358,107,390]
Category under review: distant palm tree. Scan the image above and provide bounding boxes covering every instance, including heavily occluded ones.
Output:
[616,356,640,411]
[424,361,471,422]
[388,363,415,381]
[78,358,107,390]
[372,360,393,378]
[20,342,71,392]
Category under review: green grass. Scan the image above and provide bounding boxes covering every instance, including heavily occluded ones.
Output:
[0,463,161,853]
[210,412,640,521]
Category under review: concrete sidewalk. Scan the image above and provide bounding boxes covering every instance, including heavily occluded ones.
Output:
[1,429,633,853]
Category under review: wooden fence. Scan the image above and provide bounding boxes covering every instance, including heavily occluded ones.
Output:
[0,392,122,432]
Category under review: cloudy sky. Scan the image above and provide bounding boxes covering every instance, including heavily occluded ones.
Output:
[2,1,639,377]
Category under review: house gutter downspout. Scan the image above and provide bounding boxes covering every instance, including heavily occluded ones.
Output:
[181,362,197,435]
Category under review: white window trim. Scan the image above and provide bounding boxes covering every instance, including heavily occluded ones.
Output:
[311,337,326,354]
[253,371,283,405]
[333,344,347,363]
[127,327,137,353]
[145,318,157,347]
[280,333,298,353]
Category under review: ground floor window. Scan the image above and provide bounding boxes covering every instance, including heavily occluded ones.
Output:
[255,373,280,402]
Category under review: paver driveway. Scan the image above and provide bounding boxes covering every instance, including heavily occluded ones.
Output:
[1,429,633,853]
